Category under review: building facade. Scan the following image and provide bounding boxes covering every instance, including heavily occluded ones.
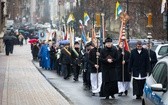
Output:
[0,0,7,53]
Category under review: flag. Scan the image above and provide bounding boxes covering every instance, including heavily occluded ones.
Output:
[64,26,69,40]
[118,21,130,51]
[84,12,90,26]
[67,13,75,24]
[70,27,75,48]
[115,1,122,20]
[81,31,87,44]
[161,0,166,13]
[91,27,97,46]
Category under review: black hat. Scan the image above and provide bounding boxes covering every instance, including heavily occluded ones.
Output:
[74,41,79,45]
[86,41,95,47]
[105,37,112,43]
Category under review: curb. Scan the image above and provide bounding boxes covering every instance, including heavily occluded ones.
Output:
[32,60,74,105]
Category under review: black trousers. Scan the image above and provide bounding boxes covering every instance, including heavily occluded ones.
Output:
[73,65,80,80]
[133,78,146,96]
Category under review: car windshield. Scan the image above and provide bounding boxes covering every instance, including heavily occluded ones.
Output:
[158,46,168,56]
[151,45,158,51]
[152,62,167,88]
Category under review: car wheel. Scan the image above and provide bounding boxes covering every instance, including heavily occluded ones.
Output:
[142,99,145,105]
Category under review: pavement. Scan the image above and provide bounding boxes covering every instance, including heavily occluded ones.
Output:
[0,44,71,105]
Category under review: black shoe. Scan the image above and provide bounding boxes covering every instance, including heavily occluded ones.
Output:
[118,92,123,96]
[124,90,128,96]
[105,96,109,99]
[136,95,141,99]
[111,95,115,99]
[73,78,78,81]
[92,93,95,96]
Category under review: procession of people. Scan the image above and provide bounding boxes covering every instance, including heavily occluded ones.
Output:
[29,35,157,100]
[2,26,158,101]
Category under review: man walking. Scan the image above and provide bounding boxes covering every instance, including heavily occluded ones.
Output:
[100,38,118,99]
[88,41,102,96]
[128,41,150,99]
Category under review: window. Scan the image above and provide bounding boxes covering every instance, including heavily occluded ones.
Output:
[158,46,168,56]
[152,62,167,88]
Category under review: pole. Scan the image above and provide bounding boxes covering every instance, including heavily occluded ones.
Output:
[126,0,129,41]
[96,36,99,88]
[101,13,105,48]
[122,39,125,82]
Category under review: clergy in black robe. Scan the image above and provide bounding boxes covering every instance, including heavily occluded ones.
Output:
[117,42,131,96]
[100,38,118,99]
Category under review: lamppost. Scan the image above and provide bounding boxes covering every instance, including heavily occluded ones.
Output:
[147,33,152,57]
[126,0,129,41]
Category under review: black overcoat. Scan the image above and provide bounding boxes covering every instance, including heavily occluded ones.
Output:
[100,46,118,82]
[88,47,101,73]
[148,49,157,73]
[128,48,150,77]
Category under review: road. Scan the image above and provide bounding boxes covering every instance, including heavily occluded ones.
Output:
[33,61,142,105]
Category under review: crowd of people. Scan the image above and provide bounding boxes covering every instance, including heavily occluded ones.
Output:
[30,37,158,100]
[3,30,25,56]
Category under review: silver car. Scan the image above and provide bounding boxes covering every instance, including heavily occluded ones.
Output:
[142,56,168,105]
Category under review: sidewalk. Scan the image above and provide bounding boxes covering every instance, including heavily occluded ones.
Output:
[0,44,71,105]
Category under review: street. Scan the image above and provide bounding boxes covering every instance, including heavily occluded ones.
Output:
[33,50,142,105]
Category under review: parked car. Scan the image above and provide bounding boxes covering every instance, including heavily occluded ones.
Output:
[142,56,168,105]
[151,44,168,59]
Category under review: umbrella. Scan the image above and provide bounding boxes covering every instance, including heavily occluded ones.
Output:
[59,40,70,45]
[28,39,38,44]
[3,35,17,41]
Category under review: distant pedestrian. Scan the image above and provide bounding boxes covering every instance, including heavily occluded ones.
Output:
[71,42,81,81]
[145,43,157,74]
[60,43,72,79]
[31,42,39,60]
[82,43,91,90]
[99,38,118,99]
[49,42,56,70]
[3,32,15,56]
[18,33,24,46]
[38,41,51,70]
[128,40,150,99]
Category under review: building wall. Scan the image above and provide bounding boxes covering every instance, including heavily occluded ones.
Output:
[0,0,7,53]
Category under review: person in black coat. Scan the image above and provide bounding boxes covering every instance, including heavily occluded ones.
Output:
[82,43,91,90]
[3,33,13,56]
[88,41,102,96]
[49,44,56,70]
[31,42,39,60]
[60,44,72,79]
[117,42,131,96]
[100,37,118,99]
[71,41,81,81]
[145,43,157,74]
[128,41,150,99]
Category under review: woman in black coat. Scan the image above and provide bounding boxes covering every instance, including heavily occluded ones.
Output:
[117,43,131,96]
